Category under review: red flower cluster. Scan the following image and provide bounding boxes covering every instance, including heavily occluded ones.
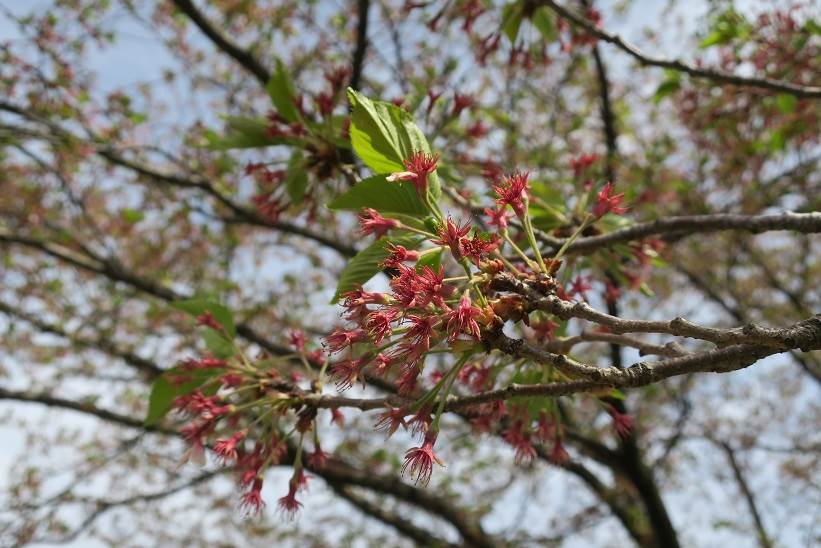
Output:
[359,208,402,237]
[387,150,439,197]
[492,170,530,218]
[592,182,627,218]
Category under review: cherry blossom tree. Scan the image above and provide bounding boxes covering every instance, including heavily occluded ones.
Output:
[1,1,818,546]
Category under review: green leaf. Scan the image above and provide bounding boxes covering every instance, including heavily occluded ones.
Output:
[171,299,236,338]
[120,208,144,224]
[205,116,298,150]
[775,93,797,114]
[653,79,681,103]
[531,7,557,41]
[347,89,435,176]
[145,367,223,425]
[327,175,427,216]
[332,234,421,303]
[501,1,524,42]
[267,59,301,123]
[202,327,234,358]
[285,151,309,204]
[416,248,442,272]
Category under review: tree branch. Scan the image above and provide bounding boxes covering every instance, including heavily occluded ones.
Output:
[538,0,821,98]
[330,485,457,547]
[168,0,270,85]
[536,212,821,255]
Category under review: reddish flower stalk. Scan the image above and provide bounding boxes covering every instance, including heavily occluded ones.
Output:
[401,431,445,486]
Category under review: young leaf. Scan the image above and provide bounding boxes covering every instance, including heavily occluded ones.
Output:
[501,1,524,42]
[202,328,234,358]
[416,248,442,272]
[145,367,223,426]
[332,234,421,303]
[267,59,301,123]
[285,151,309,204]
[327,175,427,216]
[347,89,434,172]
[531,7,557,41]
[775,93,797,114]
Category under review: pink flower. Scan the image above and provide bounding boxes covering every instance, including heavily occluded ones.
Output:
[308,444,329,469]
[404,314,437,354]
[251,192,284,222]
[359,208,401,237]
[329,357,368,390]
[371,352,393,377]
[387,151,439,197]
[592,182,627,218]
[287,329,307,352]
[445,294,482,341]
[569,153,599,178]
[484,206,510,229]
[395,365,420,395]
[330,408,345,428]
[569,275,592,301]
[390,265,452,309]
[432,216,471,260]
[460,233,498,265]
[365,308,398,344]
[196,312,222,331]
[240,477,266,515]
[324,328,367,353]
[277,481,302,520]
[452,93,474,116]
[402,432,445,486]
[493,170,530,217]
[549,439,570,465]
[213,430,246,463]
[381,244,420,269]
[374,407,408,437]
[606,405,634,439]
